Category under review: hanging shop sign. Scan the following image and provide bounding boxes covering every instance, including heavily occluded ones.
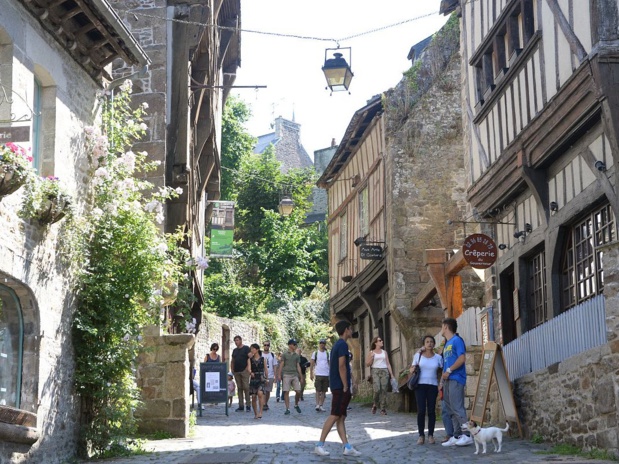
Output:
[360,244,383,260]
[462,233,497,269]
[0,126,30,143]
[209,201,235,258]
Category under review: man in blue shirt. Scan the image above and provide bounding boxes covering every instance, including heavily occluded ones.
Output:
[440,317,473,447]
[314,320,361,457]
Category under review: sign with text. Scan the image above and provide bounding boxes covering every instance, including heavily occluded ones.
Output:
[360,244,383,260]
[199,362,228,416]
[471,342,521,436]
[0,126,30,143]
[209,201,235,258]
[462,233,497,269]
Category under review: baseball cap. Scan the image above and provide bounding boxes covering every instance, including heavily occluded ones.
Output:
[288,338,298,345]
[319,339,327,344]
[227,372,233,376]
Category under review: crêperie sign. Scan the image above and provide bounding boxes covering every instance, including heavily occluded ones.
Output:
[462,233,497,269]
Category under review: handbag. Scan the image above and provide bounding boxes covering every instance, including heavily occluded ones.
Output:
[407,353,421,390]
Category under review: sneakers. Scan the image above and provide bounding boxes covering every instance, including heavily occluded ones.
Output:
[417,436,425,445]
[315,405,320,412]
[343,446,362,456]
[276,397,280,402]
[455,435,474,446]
[246,405,251,412]
[235,407,244,412]
[284,409,290,415]
[319,405,326,412]
[314,446,330,456]
[441,436,458,447]
[428,436,436,444]
[295,405,302,413]
[263,404,269,411]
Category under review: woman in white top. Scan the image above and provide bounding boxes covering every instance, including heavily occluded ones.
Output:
[410,335,444,444]
[365,336,394,415]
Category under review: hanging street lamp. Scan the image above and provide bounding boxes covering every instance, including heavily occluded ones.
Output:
[322,47,354,94]
[278,195,295,216]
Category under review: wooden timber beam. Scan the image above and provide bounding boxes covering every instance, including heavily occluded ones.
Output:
[545,0,587,62]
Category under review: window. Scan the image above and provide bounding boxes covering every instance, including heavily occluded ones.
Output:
[473,0,535,104]
[528,250,547,327]
[359,187,369,237]
[339,211,347,261]
[0,284,23,408]
[561,204,615,310]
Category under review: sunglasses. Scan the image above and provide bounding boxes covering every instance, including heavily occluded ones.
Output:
[264,344,270,347]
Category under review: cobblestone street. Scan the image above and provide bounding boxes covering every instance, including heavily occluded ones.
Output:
[83,391,615,464]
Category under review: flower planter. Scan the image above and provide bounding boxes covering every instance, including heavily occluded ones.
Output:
[36,194,71,225]
[0,165,27,197]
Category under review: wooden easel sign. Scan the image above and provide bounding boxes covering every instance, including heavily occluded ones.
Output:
[470,341,522,437]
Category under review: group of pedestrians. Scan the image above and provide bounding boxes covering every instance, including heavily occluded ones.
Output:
[198,317,473,458]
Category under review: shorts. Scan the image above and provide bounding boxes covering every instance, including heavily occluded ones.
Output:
[264,378,275,392]
[314,375,329,393]
[330,389,352,417]
[282,374,301,392]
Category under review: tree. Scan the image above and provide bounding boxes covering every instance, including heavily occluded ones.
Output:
[220,96,255,200]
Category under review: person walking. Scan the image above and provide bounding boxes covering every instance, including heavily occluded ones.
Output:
[297,347,309,401]
[314,320,361,457]
[310,339,330,412]
[261,340,278,411]
[249,343,268,419]
[365,336,394,415]
[278,339,303,415]
[440,317,473,447]
[231,335,251,412]
[411,335,443,445]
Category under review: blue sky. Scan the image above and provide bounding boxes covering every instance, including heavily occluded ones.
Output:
[235,1,450,159]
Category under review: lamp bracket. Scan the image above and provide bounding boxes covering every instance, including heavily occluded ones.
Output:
[0,82,38,124]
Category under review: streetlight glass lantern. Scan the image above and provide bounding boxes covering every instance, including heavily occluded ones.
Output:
[278,195,295,216]
[322,47,354,93]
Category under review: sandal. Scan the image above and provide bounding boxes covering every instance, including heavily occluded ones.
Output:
[380,409,387,415]
[371,405,377,414]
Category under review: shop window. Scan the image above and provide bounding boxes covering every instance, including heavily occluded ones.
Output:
[528,250,547,327]
[561,204,615,310]
[0,284,23,409]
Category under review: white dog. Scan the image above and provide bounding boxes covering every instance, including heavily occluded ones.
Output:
[461,420,509,455]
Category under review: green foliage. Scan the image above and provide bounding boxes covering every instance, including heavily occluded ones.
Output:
[279,284,332,348]
[72,82,185,458]
[540,443,618,461]
[220,96,256,200]
[531,434,544,444]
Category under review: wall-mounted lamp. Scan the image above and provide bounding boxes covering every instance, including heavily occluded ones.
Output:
[513,230,526,239]
[353,237,365,247]
[525,223,532,233]
[550,201,558,212]
[341,275,353,283]
[498,243,507,250]
[595,160,607,172]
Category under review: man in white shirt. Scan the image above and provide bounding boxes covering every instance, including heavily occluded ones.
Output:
[262,340,278,411]
[310,339,330,412]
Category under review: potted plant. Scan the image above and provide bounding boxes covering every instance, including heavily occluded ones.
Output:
[20,176,72,225]
[0,143,34,197]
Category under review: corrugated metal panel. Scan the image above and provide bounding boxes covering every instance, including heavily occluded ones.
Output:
[504,295,606,380]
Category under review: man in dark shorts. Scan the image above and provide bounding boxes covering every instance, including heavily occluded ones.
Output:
[314,320,362,457]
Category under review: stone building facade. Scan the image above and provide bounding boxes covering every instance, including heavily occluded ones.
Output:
[0,1,147,462]
[254,117,313,174]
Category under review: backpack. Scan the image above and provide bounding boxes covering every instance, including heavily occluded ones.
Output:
[312,350,329,363]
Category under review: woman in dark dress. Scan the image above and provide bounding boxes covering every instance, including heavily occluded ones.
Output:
[249,343,268,419]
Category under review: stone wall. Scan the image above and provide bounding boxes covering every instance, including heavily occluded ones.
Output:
[0,2,102,462]
[509,242,619,455]
[136,325,195,438]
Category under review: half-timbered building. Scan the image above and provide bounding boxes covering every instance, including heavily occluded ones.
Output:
[443,0,619,446]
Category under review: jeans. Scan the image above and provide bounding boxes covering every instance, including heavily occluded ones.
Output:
[415,383,439,437]
[443,379,468,437]
[371,367,389,410]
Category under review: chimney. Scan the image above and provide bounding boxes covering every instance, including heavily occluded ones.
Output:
[331,138,336,147]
